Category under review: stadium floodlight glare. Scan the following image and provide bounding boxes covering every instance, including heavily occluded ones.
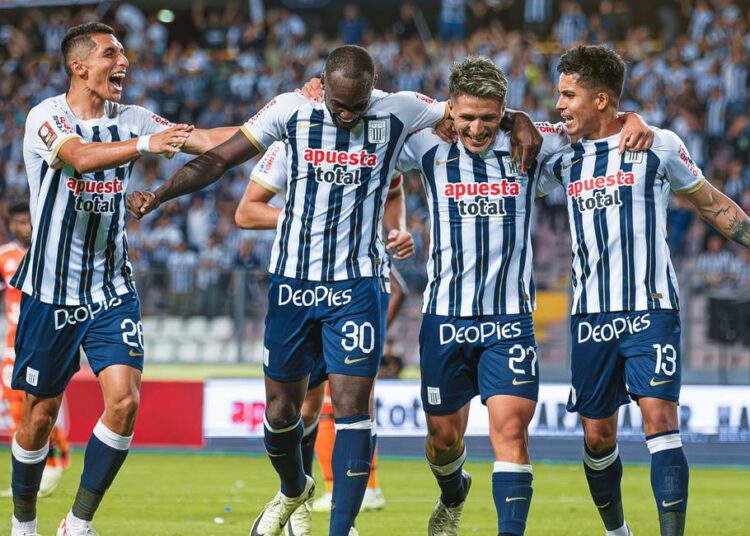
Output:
[157,9,175,24]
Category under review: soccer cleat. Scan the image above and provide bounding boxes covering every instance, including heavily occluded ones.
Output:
[11,516,41,536]
[348,527,359,536]
[312,492,332,512]
[428,471,472,536]
[359,487,386,511]
[250,476,315,536]
[284,495,313,536]
[56,514,99,536]
[39,465,63,498]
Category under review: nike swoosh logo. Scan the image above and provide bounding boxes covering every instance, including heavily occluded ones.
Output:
[596,502,611,509]
[346,470,368,477]
[662,499,683,508]
[129,349,143,357]
[505,496,528,502]
[561,157,583,171]
[512,378,535,386]
[435,157,459,166]
[344,356,368,365]
[297,122,322,130]
[650,378,673,387]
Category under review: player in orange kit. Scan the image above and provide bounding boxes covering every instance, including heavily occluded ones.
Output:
[0,202,71,498]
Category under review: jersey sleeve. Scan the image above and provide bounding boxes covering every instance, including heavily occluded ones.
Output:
[24,104,81,168]
[535,122,571,161]
[653,129,705,193]
[391,92,448,132]
[536,156,564,196]
[132,105,174,136]
[389,172,403,193]
[241,92,302,152]
[250,141,287,194]
[396,134,421,173]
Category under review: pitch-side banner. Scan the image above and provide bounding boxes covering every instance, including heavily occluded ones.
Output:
[203,379,750,441]
[0,0,100,7]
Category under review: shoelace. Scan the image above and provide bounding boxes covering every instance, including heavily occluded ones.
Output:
[433,503,461,532]
[259,494,286,528]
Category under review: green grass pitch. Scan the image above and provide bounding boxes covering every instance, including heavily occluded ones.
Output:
[1,449,748,535]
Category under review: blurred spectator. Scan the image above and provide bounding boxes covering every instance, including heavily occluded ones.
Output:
[439,0,466,43]
[378,338,404,379]
[167,242,199,316]
[696,235,736,291]
[339,4,368,45]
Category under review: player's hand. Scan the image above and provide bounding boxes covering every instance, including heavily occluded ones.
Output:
[127,190,159,220]
[386,229,414,260]
[298,77,324,102]
[434,117,457,143]
[510,113,542,173]
[149,124,194,155]
[618,112,654,153]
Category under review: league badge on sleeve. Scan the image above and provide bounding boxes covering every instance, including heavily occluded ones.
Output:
[367,119,388,144]
[502,155,522,177]
[38,121,57,149]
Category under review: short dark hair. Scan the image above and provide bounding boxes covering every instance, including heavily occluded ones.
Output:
[324,45,375,83]
[557,45,626,100]
[61,22,115,77]
[8,201,29,216]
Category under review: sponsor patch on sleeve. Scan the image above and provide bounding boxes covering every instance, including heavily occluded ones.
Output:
[38,121,57,149]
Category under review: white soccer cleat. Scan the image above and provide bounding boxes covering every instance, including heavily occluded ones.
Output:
[312,492,332,513]
[427,471,472,536]
[284,495,313,536]
[348,527,359,536]
[39,465,63,498]
[250,476,315,536]
[56,513,99,536]
[359,487,386,512]
[11,516,41,536]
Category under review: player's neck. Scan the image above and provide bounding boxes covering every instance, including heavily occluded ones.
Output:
[66,82,106,120]
[581,112,621,141]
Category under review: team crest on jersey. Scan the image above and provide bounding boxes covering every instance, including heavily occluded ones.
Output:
[624,151,644,164]
[502,155,522,176]
[367,119,388,144]
[38,122,57,149]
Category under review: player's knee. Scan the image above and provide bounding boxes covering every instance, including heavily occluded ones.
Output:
[301,404,321,427]
[427,426,463,454]
[331,392,369,418]
[584,427,617,453]
[491,416,527,444]
[265,400,301,429]
[109,392,140,424]
[26,410,57,439]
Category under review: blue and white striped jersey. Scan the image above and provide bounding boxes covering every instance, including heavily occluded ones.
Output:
[13,94,170,305]
[241,90,445,281]
[399,123,569,316]
[538,128,704,315]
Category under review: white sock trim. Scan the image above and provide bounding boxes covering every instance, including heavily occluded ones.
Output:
[428,446,467,476]
[263,414,302,434]
[493,461,533,474]
[646,433,682,454]
[93,420,133,451]
[583,444,619,471]
[12,435,49,464]
[605,522,631,536]
[335,418,372,431]
[303,418,319,438]
[370,419,377,437]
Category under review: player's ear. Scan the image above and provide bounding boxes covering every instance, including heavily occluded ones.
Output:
[320,73,326,88]
[596,90,610,112]
[69,58,87,79]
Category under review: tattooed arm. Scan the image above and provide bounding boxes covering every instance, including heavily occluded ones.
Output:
[679,181,750,249]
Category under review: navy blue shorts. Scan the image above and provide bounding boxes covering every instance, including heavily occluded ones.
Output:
[264,275,388,383]
[567,311,682,419]
[419,313,538,415]
[12,292,144,397]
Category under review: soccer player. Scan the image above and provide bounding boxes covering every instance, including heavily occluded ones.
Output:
[235,139,412,533]
[127,44,541,536]
[10,22,235,536]
[1,202,70,500]
[396,56,653,536]
[538,45,750,536]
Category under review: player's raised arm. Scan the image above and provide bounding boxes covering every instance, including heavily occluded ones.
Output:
[128,129,259,219]
[181,126,241,154]
[680,181,750,249]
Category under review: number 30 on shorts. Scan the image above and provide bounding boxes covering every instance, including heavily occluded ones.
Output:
[341,321,375,354]
[508,344,537,376]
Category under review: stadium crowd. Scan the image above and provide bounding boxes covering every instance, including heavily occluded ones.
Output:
[1,0,750,315]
